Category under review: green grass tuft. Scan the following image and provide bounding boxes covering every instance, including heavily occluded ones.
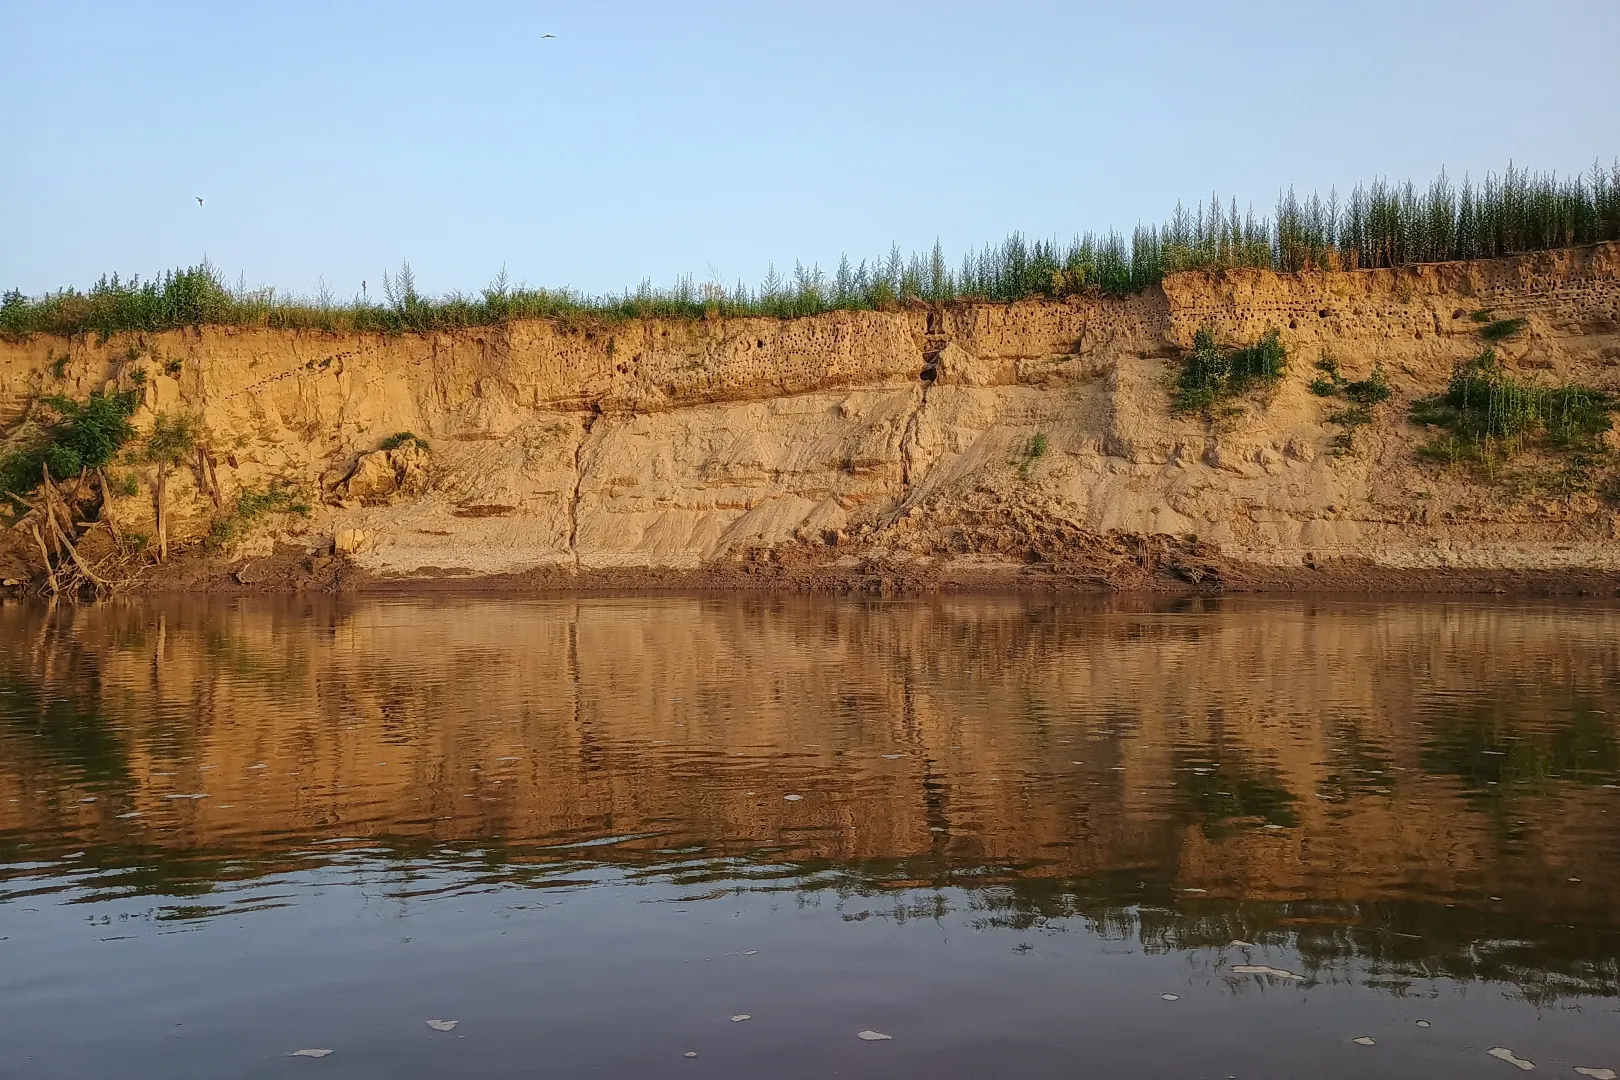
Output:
[1479,317,1528,342]
[379,431,429,452]
[1309,360,1393,454]
[1327,405,1375,454]
[208,480,311,547]
[1343,367,1392,405]
[1015,432,1049,477]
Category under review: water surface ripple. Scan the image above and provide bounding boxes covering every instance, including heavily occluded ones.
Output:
[1,595,1618,1078]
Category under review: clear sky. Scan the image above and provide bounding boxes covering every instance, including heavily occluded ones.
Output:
[4,0,1618,300]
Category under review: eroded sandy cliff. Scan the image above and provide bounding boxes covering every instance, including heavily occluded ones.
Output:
[3,244,1619,590]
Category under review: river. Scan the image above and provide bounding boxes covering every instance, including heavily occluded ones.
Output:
[1,595,1617,1078]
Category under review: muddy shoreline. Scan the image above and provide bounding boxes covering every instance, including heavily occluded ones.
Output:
[113,545,1620,599]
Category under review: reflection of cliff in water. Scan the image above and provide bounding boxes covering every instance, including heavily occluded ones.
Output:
[1,596,1618,999]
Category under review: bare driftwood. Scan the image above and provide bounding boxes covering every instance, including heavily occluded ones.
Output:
[48,511,110,593]
[97,469,121,543]
[38,465,63,559]
[29,523,57,595]
[10,462,136,596]
[153,461,171,562]
[198,446,222,509]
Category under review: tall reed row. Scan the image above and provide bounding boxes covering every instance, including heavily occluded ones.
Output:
[4,160,1617,339]
[1275,162,1620,271]
[1412,349,1616,461]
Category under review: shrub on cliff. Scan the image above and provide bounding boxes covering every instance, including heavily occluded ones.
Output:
[379,431,429,451]
[1310,358,1393,454]
[208,480,310,549]
[1413,350,1615,462]
[1479,317,1529,343]
[139,412,202,562]
[0,390,141,495]
[1173,328,1287,414]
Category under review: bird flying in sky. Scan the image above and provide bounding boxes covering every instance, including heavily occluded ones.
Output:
[542,33,556,38]
[195,196,204,207]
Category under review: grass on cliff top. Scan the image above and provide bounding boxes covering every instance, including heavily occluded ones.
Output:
[4,159,1619,340]
[1412,350,1616,465]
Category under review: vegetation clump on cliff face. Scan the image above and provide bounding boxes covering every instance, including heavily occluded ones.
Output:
[1172,328,1287,414]
[379,431,429,451]
[0,390,141,496]
[1310,357,1393,454]
[1413,351,1616,467]
[1014,432,1049,478]
[1466,309,1530,342]
[2,160,1618,339]
[208,480,310,549]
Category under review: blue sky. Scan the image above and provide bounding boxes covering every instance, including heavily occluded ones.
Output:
[4,0,1618,300]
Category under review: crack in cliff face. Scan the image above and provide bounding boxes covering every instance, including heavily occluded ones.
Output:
[898,384,930,492]
[898,324,949,499]
[567,407,601,570]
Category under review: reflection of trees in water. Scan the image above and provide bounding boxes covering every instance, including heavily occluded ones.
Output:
[0,599,335,805]
[815,867,1620,1005]
[1421,690,1620,795]
[4,826,1618,1004]
[1170,751,1298,837]
[0,674,129,788]
[0,607,132,796]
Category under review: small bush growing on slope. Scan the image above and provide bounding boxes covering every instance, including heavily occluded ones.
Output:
[1310,356,1391,403]
[208,480,311,548]
[1480,317,1529,343]
[140,412,202,562]
[1412,350,1615,463]
[1310,358,1393,454]
[1172,328,1287,414]
[0,389,141,495]
[1015,432,1049,478]
[379,431,429,451]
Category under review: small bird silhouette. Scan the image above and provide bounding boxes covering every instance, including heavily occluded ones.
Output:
[195,196,204,207]
[542,33,556,38]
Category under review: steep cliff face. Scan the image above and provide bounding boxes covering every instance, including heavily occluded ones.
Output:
[2,244,1619,589]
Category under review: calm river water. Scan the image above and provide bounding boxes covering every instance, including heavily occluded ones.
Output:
[1,595,1618,1078]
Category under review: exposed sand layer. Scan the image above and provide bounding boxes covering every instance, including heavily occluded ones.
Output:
[3,244,1618,592]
